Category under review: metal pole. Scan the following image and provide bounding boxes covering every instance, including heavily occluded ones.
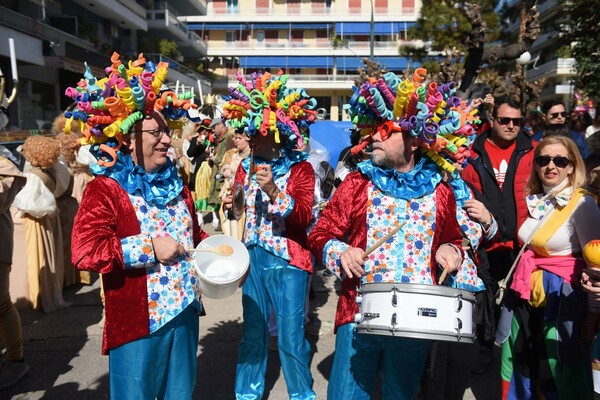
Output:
[521,66,526,114]
[370,0,374,60]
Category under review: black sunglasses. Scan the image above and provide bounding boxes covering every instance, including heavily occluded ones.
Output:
[495,117,522,126]
[549,111,568,119]
[534,155,571,168]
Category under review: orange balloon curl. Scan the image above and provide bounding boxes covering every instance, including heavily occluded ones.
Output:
[412,68,427,87]
[104,97,129,118]
[110,52,122,73]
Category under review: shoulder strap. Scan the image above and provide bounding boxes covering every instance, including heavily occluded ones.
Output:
[529,188,588,257]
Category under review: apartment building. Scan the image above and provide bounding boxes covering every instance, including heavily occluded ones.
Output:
[182,0,422,121]
[504,0,575,107]
[0,0,210,131]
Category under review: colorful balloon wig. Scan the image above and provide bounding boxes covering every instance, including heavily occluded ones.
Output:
[63,52,201,167]
[345,68,481,173]
[222,70,318,151]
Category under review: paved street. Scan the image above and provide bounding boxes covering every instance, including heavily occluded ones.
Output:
[3,260,502,399]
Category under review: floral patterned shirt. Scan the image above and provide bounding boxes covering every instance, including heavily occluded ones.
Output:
[120,194,201,333]
[243,170,294,261]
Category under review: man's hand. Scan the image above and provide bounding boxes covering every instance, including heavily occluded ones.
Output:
[340,247,366,279]
[255,164,279,202]
[152,235,185,264]
[222,194,233,211]
[483,93,495,110]
[464,199,492,225]
[435,244,462,274]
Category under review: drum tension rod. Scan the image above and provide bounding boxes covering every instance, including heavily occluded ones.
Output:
[455,292,464,312]
[455,318,463,341]
[391,285,398,307]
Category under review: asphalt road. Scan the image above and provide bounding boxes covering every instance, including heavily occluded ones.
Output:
[3,239,502,399]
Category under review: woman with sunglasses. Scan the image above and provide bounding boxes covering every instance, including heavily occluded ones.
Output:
[498,135,600,399]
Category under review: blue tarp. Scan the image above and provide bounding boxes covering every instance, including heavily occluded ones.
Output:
[309,120,353,167]
[335,22,415,35]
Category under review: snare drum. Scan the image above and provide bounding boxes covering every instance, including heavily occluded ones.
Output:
[354,283,476,343]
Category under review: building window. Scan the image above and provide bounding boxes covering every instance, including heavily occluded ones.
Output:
[256,30,265,46]
[227,0,239,14]
[349,0,361,14]
[291,29,303,43]
[256,0,269,14]
[226,31,236,47]
[212,0,226,14]
[375,0,388,13]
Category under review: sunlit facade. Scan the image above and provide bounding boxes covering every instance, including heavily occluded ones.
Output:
[182,0,423,121]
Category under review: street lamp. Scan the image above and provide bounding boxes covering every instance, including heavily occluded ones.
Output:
[369,0,374,60]
[516,51,532,113]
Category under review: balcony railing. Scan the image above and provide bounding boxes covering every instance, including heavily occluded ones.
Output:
[209,39,415,52]
[526,58,576,80]
[227,74,358,83]
[201,6,417,19]
[147,2,189,37]
[145,53,206,80]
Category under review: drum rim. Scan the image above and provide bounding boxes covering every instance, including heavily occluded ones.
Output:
[355,325,476,343]
[358,282,476,301]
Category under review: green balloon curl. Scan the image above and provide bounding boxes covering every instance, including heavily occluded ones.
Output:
[119,110,144,134]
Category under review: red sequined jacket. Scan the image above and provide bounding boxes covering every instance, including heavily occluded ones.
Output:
[71,176,207,354]
[307,172,464,331]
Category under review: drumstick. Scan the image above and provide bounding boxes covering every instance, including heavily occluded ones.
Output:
[363,222,405,259]
[438,263,450,285]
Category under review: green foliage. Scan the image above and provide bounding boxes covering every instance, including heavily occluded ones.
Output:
[409,0,501,55]
[158,39,180,58]
[561,0,600,95]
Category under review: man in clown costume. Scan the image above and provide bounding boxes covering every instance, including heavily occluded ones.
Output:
[71,53,208,399]
[222,71,316,400]
[307,69,469,399]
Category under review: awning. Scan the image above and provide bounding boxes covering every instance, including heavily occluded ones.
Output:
[336,57,419,71]
[240,56,334,68]
[189,23,243,30]
[335,22,415,35]
[190,23,331,31]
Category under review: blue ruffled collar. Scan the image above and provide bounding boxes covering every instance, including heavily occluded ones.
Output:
[241,149,308,179]
[447,172,472,208]
[357,157,442,199]
[90,153,183,206]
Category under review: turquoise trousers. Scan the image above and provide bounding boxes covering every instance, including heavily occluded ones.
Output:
[328,323,430,400]
[235,246,315,400]
[109,304,199,400]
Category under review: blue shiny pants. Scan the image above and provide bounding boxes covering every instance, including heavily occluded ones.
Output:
[235,246,315,400]
[328,323,430,400]
[109,304,199,400]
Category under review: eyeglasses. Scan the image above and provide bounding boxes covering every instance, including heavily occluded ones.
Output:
[534,155,571,168]
[549,111,568,119]
[495,117,523,126]
[131,127,171,139]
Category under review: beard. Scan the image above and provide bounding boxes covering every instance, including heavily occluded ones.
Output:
[372,149,406,170]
